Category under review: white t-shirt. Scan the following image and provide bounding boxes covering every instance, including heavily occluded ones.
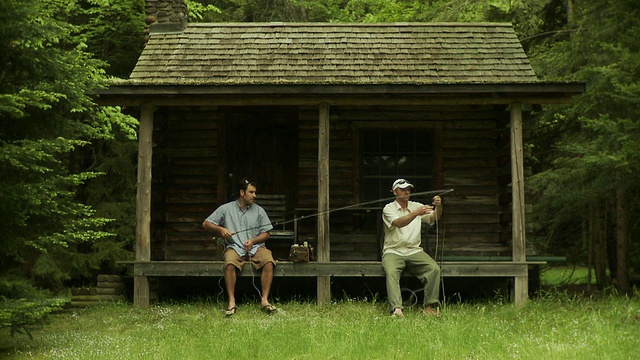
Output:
[382,200,435,257]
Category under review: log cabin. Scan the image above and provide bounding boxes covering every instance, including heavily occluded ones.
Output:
[96,0,584,308]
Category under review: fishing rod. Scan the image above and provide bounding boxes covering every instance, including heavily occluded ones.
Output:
[229,188,454,237]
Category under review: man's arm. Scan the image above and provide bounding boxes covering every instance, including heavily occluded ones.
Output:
[391,196,443,228]
[392,206,432,229]
[202,220,233,239]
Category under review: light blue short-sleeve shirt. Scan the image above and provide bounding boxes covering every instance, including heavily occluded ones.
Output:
[205,200,273,257]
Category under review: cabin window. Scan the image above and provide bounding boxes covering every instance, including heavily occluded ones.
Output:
[361,129,435,202]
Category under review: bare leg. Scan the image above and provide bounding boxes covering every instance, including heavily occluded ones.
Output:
[260,262,274,306]
[224,264,238,309]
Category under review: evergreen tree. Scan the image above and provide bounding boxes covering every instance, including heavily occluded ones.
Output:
[0,0,137,288]
[527,0,640,293]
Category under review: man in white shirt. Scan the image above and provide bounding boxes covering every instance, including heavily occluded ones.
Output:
[382,178,443,317]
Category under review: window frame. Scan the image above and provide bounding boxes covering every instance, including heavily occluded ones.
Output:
[355,121,443,204]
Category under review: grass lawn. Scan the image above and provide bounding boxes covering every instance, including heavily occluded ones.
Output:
[540,265,600,286]
[2,289,639,360]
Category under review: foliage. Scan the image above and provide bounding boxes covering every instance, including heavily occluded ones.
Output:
[189,0,332,22]
[0,275,66,338]
[79,0,147,78]
[327,0,422,22]
[526,0,640,278]
[188,0,563,27]
[76,127,139,276]
[186,0,222,21]
[0,0,137,289]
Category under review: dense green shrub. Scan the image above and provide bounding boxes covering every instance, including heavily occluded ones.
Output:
[0,276,66,338]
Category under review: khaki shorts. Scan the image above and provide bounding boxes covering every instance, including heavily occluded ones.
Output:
[224,247,276,271]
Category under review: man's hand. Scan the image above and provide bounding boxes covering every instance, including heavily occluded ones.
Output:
[243,239,254,251]
[412,205,433,216]
[219,227,234,239]
[432,196,442,206]
[430,195,443,222]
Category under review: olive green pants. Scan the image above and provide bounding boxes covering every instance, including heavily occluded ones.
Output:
[382,251,441,309]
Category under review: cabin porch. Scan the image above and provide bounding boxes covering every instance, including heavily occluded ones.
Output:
[120,259,548,304]
[122,260,545,278]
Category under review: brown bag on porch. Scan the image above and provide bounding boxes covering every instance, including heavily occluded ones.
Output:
[289,243,314,262]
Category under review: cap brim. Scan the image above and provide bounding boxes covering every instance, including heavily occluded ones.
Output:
[394,184,414,190]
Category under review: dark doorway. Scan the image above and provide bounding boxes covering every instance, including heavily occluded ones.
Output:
[222,107,298,204]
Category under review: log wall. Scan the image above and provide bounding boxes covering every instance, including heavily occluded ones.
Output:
[152,107,221,261]
[149,105,522,262]
[296,105,515,260]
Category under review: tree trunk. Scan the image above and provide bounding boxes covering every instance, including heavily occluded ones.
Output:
[615,188,630,295]
[591,204,609,289]
[567,0,575,29]
[606,198,617,281]
[585,219,592,292]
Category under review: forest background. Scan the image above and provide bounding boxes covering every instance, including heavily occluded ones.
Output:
[1,0,638,335]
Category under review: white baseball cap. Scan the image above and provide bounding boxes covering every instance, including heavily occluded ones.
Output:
[392,178,414,190]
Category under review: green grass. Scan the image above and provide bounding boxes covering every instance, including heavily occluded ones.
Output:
[541,266,600,286]
[2,293,639,360]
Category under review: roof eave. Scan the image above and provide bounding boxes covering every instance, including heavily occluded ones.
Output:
[95,82,585,107]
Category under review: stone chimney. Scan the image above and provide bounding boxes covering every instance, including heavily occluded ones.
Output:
[145,0,188,37]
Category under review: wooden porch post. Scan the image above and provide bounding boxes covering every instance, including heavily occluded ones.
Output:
[134,103,154,309]
[510,103,528,306]
[317,102,331,305]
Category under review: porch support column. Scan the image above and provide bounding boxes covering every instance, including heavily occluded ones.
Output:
[317,102,331,305]
[510,103,527,306]
[134,103,154,309]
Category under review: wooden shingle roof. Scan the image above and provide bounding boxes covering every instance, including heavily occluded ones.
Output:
[128,22,538,85]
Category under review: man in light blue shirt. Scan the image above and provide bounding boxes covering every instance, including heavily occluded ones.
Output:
[382,178,443,317]
[203,178,277,316]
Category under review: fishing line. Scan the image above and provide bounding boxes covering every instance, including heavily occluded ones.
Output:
[216,254,263,302]
[248,254,262,298]
[217,276,225,300]
[435,214,446,307]
[228,188,454,237]
[400,202,447,309]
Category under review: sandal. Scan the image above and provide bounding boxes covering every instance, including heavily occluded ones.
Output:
[225,306,237,317]
[261,304,278,314]
[422,306,440,317]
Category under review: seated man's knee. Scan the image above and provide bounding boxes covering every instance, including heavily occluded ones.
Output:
[262,262,274,272]
[384,268,403,282]
[225,264,237,273]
